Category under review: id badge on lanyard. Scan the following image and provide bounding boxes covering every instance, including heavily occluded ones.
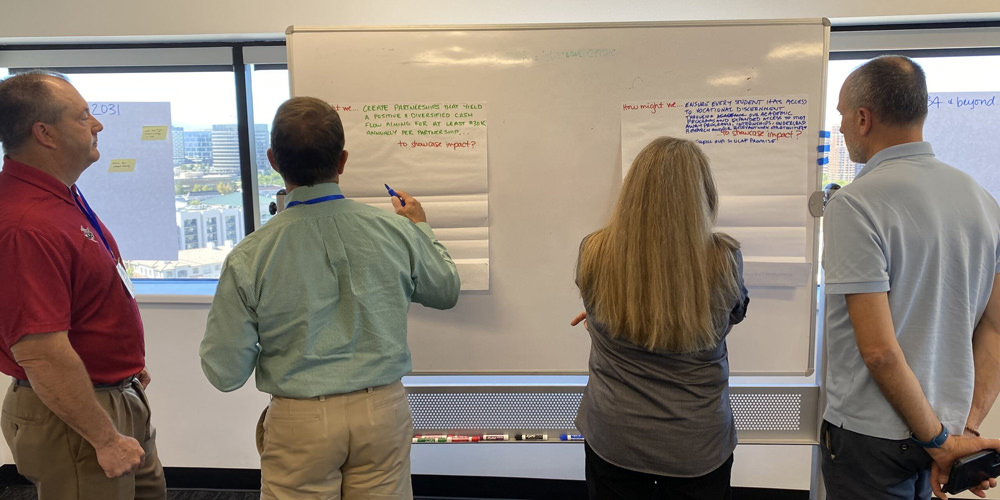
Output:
[116,261,137,298]
[74,187,136,298]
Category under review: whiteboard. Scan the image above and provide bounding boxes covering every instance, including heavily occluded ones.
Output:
[287,20,830,374]
[925,92,1000,197]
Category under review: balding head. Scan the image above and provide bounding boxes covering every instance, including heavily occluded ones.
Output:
[0,71,72,154]
[841,55,928,127]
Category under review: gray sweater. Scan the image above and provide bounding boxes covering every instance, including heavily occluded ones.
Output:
[576,250,749,477]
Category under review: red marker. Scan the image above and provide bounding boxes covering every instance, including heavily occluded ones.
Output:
[447,435,480,443]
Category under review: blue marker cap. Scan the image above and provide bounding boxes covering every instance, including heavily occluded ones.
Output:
[384,183,405,207]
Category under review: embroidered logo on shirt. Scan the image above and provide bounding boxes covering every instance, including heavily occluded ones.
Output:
[80,226,96,242]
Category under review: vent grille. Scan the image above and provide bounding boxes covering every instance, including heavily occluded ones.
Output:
[732,393,802,431]
[408,392,581,430]
[407,388,811,435]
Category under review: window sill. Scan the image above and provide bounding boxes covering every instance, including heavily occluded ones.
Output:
[133,279,217,304]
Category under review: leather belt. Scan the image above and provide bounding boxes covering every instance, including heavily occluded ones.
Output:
[13,375,138,390]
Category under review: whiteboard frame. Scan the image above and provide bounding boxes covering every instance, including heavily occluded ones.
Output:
[287,19,832,34]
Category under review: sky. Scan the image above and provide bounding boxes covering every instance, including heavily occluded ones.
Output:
[57,68,291,131]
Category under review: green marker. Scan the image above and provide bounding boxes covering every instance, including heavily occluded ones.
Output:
[412,437,447,443]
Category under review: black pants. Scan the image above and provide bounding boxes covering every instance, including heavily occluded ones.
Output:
[585,442,733,500]
[820,420,933,500]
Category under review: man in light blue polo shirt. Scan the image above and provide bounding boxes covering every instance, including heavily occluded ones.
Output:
[200,96,460,499]
[822,55,1000,499]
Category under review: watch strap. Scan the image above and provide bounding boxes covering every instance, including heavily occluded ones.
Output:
[910,424,949,448]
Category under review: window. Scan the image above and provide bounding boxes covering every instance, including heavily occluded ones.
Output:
[250,66,291,227]
[816,30,1000,298]
[205,217,219,246]
[70,70,241,278]
[225,214,238,244]
[0,44,285,286]
[825,28,1000,192]
[183,218,200,250]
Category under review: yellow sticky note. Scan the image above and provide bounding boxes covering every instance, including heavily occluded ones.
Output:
[108,159,136,173]
[141,126,169,141]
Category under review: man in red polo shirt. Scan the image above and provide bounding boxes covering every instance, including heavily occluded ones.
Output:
[0,71,166,499]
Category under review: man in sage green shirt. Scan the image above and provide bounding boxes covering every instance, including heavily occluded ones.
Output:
[200,96,460,500]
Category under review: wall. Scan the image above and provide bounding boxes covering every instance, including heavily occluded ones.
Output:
[0,0,999,42]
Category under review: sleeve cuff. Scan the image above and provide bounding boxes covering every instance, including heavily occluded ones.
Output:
[415,221,437,240]
[824,280,889,295]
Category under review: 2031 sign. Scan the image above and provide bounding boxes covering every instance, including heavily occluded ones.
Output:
[90,103,121,116]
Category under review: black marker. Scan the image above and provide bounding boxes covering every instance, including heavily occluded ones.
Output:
[514,433,548,441]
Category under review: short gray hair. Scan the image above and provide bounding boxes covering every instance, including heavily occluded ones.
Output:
[842,55,927,127]
[0,70,72,154]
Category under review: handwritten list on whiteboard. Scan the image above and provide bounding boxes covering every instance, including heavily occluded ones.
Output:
[622,95,812,286]
[925,92,1000,200]
[332,101,490,291]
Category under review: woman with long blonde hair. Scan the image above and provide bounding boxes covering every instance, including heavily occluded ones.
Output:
[573,137,749,500]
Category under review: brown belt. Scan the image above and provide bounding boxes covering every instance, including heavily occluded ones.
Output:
[13,375,138,391]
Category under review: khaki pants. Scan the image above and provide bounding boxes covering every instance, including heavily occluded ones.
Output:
[257,380,413,500]
[1,379,166,500]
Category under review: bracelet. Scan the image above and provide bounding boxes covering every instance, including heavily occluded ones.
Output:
[965,426,981,437]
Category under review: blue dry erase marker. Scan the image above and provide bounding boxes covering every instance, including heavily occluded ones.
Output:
[384,184,405,206]
[560,434,585,441]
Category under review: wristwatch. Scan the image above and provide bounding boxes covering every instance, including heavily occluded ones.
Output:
[911,424,949,448]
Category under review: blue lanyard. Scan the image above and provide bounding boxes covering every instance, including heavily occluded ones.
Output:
[285,194,345,208]
[72,187,117,262]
